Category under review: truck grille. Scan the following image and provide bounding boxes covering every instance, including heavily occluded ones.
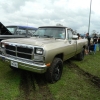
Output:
[6,45,16,51]
[5,44,33,59]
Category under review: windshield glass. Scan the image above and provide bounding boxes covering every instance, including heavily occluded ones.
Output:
[6,27,16,34]
[33,28,65,39]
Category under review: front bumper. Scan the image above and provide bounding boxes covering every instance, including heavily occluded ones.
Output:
[0,55,47,73]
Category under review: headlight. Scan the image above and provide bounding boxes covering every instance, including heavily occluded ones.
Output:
[35,48,43,55]
[2,44,5,48]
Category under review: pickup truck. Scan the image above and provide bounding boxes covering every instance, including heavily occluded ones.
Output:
[0,26,88,83]
[0,22,37,41]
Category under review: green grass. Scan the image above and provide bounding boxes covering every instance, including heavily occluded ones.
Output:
[0,52,100,100]
[72,51,100,78]
[49,64,100,100]
[0,61,20,100]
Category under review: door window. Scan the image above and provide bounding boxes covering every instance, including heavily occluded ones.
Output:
[67,30,73,40]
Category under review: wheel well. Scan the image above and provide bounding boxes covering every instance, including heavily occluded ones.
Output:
[55,53,63,60]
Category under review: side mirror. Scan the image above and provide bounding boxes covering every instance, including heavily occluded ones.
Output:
[72,35,78,39]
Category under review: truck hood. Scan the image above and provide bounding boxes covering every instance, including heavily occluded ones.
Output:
[1,37,61,46]
[0,22,12,35]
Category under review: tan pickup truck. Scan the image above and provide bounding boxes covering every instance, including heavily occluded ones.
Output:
[0,26,88,83]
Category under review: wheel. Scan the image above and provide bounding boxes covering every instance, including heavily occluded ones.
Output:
[45,58,63,83]
[77,48,85,61]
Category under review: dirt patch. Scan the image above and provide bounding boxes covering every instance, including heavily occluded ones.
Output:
[67,60,100,88]
[19,70,54,100]
[19,70,36,100]
[35,74,54,100]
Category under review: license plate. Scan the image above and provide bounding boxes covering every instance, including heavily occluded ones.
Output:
[11,61,18,68]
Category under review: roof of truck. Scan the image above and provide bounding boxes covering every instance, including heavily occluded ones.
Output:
[38,26,72,30]
[39,26,67,28]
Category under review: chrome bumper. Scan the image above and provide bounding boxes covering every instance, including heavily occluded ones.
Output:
[0,55,47,73]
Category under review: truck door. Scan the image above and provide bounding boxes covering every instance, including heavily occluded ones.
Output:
[64,29,77,60]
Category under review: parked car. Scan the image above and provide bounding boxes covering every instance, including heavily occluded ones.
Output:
[0,22,37,41]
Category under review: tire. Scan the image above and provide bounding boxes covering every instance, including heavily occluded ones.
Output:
[45,58,63,83]
[77,48,85,61]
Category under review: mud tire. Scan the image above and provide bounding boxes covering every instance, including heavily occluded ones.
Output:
[77,48,85,61]
[45,58,63,83]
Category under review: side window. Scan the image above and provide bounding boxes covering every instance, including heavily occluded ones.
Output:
[67,30,73,40]
[16,28,26,35]
[28,29,36,36]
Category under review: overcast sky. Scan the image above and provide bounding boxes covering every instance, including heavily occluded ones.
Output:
[0,0,100,34]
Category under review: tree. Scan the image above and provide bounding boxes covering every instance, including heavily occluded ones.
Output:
[91,30,99,37]
[56,24,63,26]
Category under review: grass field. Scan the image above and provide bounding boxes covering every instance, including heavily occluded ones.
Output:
[0,51,100,100]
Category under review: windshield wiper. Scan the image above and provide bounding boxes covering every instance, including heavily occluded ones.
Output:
[33,35,39,37]
[44,35,53,38]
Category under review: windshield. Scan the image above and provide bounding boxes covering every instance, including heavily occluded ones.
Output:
[6,27,16,34]
[33,28,65,39]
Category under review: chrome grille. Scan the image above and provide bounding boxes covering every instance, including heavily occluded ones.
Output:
[17,47,33,53]
[6,50,16,56]
[5,44,33,59]
[6,45,16,51]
